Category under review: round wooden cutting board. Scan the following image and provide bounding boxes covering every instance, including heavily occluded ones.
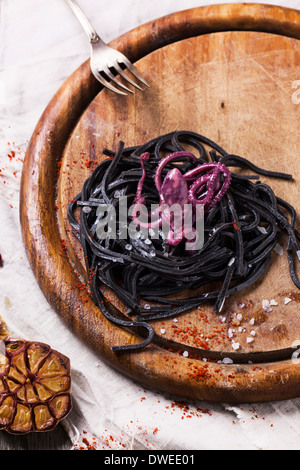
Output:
[20,4,300,403]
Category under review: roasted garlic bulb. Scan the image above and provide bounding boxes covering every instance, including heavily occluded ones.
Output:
[0,317,72,434]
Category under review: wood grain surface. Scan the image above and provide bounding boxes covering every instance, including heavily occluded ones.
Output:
[20,4,300,404]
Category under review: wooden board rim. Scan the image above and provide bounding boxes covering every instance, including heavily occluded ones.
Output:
[20,3,300,403]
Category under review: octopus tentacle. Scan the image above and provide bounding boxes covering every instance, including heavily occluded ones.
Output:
[132,154,232,246]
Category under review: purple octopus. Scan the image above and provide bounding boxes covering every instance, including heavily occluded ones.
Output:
[132,151,232,247]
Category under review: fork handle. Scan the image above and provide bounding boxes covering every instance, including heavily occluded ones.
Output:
[64,0,101,44]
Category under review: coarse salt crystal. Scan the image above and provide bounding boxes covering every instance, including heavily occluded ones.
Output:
[173,318,178,323]
[249,318,255,326]
[183,351,189,358]
[269,299,278,306]
[250,330,256,337]
[284,297,292,305]
[232,342,240,351]
[274,244,284,256]
[247,337,254,344]
[237,314,243,321]
[262,300,272,313]
[222,358,234,364]
[160,329,166,335]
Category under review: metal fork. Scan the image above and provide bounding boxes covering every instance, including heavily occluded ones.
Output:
[64,0,149,95]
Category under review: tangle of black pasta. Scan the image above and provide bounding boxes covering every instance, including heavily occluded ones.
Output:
[68,131,300,352]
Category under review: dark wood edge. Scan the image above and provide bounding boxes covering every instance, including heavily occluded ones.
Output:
[111,3,300,59]
[20,3,300,403]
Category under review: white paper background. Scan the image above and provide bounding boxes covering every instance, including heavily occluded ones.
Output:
[0,0,300,450]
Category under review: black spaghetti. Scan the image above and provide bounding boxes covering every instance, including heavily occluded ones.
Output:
[68,131,300,352]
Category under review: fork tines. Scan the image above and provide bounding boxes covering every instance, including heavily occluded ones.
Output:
[96,60,150,96]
